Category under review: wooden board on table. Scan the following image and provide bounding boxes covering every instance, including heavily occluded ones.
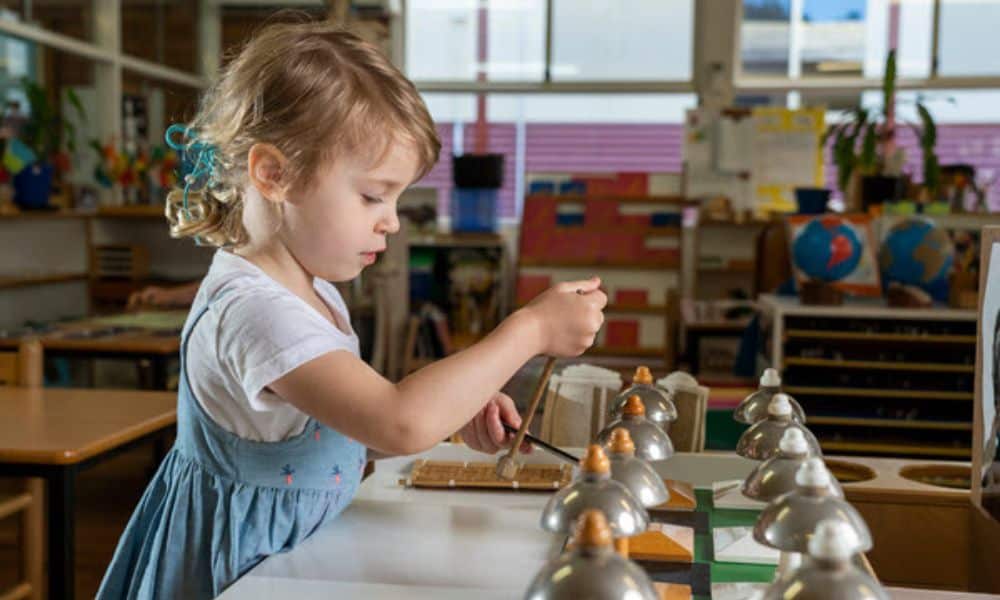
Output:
[650,479,697,512]
[628,523,694,563]
[400,459,573,491]
[655,582,692,600]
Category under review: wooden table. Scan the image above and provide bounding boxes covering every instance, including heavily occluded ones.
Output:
[0,311,185,389]
[0,387,177,599]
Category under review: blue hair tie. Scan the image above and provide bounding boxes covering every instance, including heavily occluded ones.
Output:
[165,123,220,220]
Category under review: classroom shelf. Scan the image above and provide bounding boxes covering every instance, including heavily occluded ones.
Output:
[519,257,680,270]
[95,205,166,219]
[589,346,665,358]
[697,262,755,274]
[784,357,974,373]
[526,193,694,206]
[820,440,971,459]
[785,329,976,344]
[783,385,974,401]
[0,209,88,220]
[408,233,505,248]
[808,416,972,431]
[0,273,89,290]
[759,294,977,461]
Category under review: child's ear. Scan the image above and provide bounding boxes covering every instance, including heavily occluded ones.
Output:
[247,143,289,203]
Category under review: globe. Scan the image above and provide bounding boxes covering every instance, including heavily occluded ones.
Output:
[792,216,864,282]
[879,218,954,301]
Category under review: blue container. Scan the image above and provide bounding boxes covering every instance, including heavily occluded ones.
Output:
[451,188,498,232]
[13,162,53,210]
[794,187,831,214]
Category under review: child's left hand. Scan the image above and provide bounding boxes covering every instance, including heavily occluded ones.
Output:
[457,392,533,455]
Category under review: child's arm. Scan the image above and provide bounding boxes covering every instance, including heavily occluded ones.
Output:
[270,278,606,456]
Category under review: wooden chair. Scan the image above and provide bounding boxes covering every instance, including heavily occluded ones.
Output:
[0,339,44,600]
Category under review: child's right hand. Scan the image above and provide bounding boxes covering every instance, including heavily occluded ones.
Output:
[520,277,606,357]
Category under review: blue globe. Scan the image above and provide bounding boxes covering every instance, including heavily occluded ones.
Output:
[879,218,953,301]
[792,216,864,282]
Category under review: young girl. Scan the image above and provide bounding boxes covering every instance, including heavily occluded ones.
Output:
[98,20,605,600]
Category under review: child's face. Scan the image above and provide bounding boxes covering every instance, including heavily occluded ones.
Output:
[281,140,420,281]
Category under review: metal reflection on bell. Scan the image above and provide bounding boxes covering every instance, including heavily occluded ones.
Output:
[761,520,889,600]
[736,394,820,461]
[734,368,806,424]
[540,444,649,538]
[598,395,674,462]
[606,428,669,507]
[743,428,840,502]
[609,366,678,427]
[754,458,873,581]
[525,509,659,600]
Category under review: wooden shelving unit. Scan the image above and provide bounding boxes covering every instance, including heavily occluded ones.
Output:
[0,273,89,290]
[759,294,977,461]
[517,193,684,368]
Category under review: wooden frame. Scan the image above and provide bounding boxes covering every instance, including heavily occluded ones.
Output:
[971,225,1000,592]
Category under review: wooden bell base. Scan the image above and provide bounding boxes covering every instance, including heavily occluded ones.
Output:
[799,279,844,306]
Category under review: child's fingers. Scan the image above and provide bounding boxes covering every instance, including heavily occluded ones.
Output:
[495,393,522,430]
[474,405,495,453]
[485,402,506,448]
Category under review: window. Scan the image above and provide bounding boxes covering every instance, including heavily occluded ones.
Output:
[406,0,546,82]
[939,0,1000,76]
[740,0,933,79]
[551,0,693,81]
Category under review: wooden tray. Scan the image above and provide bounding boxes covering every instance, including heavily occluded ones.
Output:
[628,523,694,563]
[655,582,692,600]
[650,479,697,512]
[400,459,573,491]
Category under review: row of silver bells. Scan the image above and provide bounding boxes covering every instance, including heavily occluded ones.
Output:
[528,367,689,599]
[735,372,888,599]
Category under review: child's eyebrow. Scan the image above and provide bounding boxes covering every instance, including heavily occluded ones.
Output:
[367,178,404,190]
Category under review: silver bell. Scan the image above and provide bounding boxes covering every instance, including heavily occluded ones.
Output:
[734,368,806,424]
[743,428,840,502]
[540,444,649,538]
[737,394,820,461]
[610,366,678,427]
[754,458,873,581]
[598,395,674,462]
[760,519,889,600]
[525,509,658,600]
[606,428,669,507]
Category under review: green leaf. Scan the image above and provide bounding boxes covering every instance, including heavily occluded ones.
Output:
[860,122,877,171]
[917,101,936,149]
[882,49,896,117]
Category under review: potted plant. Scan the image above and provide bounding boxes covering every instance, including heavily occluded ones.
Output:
[824,50,941,212]
[9,77,85,209]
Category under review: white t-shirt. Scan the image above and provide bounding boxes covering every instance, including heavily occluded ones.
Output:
[183,250,360,442]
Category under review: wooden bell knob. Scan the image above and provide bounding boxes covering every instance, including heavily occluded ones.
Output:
[633,365,653,384]
[608,428,636,456]
[574,509,613,549]
[581,444,611,474]
[623,395,646,417]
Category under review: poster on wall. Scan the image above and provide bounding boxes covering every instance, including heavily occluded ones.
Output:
[785,213,882,298]
[980,242,1000,519]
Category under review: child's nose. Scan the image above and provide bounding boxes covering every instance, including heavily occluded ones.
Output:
[377,209,400,235]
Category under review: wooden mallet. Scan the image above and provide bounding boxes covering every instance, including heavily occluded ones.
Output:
[496,355,558,480]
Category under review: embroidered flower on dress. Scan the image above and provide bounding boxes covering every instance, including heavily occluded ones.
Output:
[280,464,296,485]
[330,465,342,484]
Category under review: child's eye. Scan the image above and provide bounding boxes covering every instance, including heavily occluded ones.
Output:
[362,194,383,204]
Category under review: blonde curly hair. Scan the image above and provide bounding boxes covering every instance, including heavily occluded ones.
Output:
[165,19,441,248]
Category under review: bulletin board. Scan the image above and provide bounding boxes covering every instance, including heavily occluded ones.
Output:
[683,106,825,218]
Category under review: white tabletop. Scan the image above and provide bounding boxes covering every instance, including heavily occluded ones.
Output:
[220,444,997,599]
